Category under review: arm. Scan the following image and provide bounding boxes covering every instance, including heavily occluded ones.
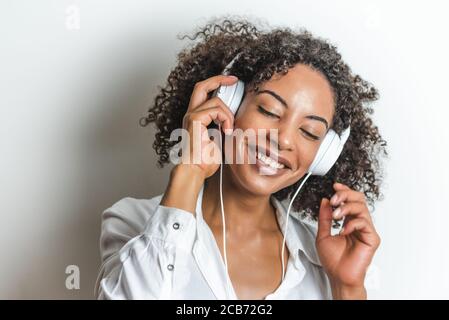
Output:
[96,166,203,299]
[96,74,236,299]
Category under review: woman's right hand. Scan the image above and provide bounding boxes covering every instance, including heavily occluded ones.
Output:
[180,74,238,179]
[160,75,238,214]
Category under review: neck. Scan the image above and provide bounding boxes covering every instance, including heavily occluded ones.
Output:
[202,165,278,233]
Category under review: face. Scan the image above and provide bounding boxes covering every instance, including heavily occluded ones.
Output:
[224,63,335,196]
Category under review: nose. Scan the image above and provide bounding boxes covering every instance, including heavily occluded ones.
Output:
[273,124,295,152]
[263,126,294,153]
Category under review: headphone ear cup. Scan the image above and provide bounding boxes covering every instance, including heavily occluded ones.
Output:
[213,52,245,116]
[211,80,245,116]
[308,126,351,176]
[228,80,245,115]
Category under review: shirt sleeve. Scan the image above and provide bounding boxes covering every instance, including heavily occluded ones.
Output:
[95,203,197,300]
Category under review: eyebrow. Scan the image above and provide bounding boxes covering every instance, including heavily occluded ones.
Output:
[256,89,329,129]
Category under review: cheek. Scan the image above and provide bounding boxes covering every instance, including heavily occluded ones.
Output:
[233,101,249,126]
[234,110,257,130]
[293,141,320,173]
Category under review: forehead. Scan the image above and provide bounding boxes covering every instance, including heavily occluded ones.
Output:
[255,64,335,121]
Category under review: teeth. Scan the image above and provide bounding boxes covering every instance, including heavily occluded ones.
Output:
[256,152,285,169]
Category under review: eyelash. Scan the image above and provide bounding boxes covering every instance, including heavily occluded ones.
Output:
[257,105,279,118]
[300,129,320,141]
[257,105,320,141]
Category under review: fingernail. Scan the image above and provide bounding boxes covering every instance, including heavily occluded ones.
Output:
[330,194,338,205]
[229,75,238,80]
[339,227,345,235]
[332,207,341,219]
[224,128,233,136]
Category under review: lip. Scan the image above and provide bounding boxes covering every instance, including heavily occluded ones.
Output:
[247,143,293,170]
[254,157,289,176]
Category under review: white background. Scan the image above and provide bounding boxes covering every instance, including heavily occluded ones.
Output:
[1,0,448,299]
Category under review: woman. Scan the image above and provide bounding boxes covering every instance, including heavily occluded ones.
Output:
[95,17,387,300]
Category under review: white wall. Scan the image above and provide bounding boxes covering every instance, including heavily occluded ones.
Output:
[1,0,448,299]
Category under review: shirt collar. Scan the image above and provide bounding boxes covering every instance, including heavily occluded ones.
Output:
[194,183,323,268]
[193,184,237,299]
[270,196,323,267]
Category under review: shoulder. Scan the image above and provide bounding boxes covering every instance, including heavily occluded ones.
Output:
[99,194,163,262]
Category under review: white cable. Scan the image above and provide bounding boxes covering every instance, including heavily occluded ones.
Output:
[217,123,230,297]
[218,121,312,291]
[281,171,313,281]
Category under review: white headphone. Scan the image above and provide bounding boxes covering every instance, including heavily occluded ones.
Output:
[211,53,350,295]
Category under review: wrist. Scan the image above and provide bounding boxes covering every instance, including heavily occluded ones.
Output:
[330,280,367,300]
[171,163,207,184]
[161,164,205,214]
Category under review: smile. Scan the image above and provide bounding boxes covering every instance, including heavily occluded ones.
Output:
[246,144,292,176]
[256,151,285,169]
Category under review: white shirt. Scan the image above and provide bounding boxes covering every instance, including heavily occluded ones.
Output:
[95,183,334,300]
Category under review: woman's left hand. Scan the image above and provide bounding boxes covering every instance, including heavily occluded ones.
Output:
[315,182,381,300]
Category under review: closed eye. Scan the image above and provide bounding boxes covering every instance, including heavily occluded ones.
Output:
[257,105,280,118]
[258,105,320,140]
[300,128,320,141]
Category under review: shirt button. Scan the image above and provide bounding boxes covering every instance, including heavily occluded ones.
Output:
[167,264,174,271]
[172,222,180,230]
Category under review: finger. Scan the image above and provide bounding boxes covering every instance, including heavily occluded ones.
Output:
[340,217,369,235]
[188,106,234,133]
[332,201,371,221]
[193,96,235,132]
[330,187,365,207]
[188,75,239,111]
[317,198,333,241]
[333,182,351,190]
[340,217,380,248]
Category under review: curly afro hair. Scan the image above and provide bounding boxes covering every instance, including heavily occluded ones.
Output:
[139,16,388,221]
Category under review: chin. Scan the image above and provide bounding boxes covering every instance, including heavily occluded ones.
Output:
[227,163,276,196]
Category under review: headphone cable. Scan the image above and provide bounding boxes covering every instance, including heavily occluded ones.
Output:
[281,171,312,281]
